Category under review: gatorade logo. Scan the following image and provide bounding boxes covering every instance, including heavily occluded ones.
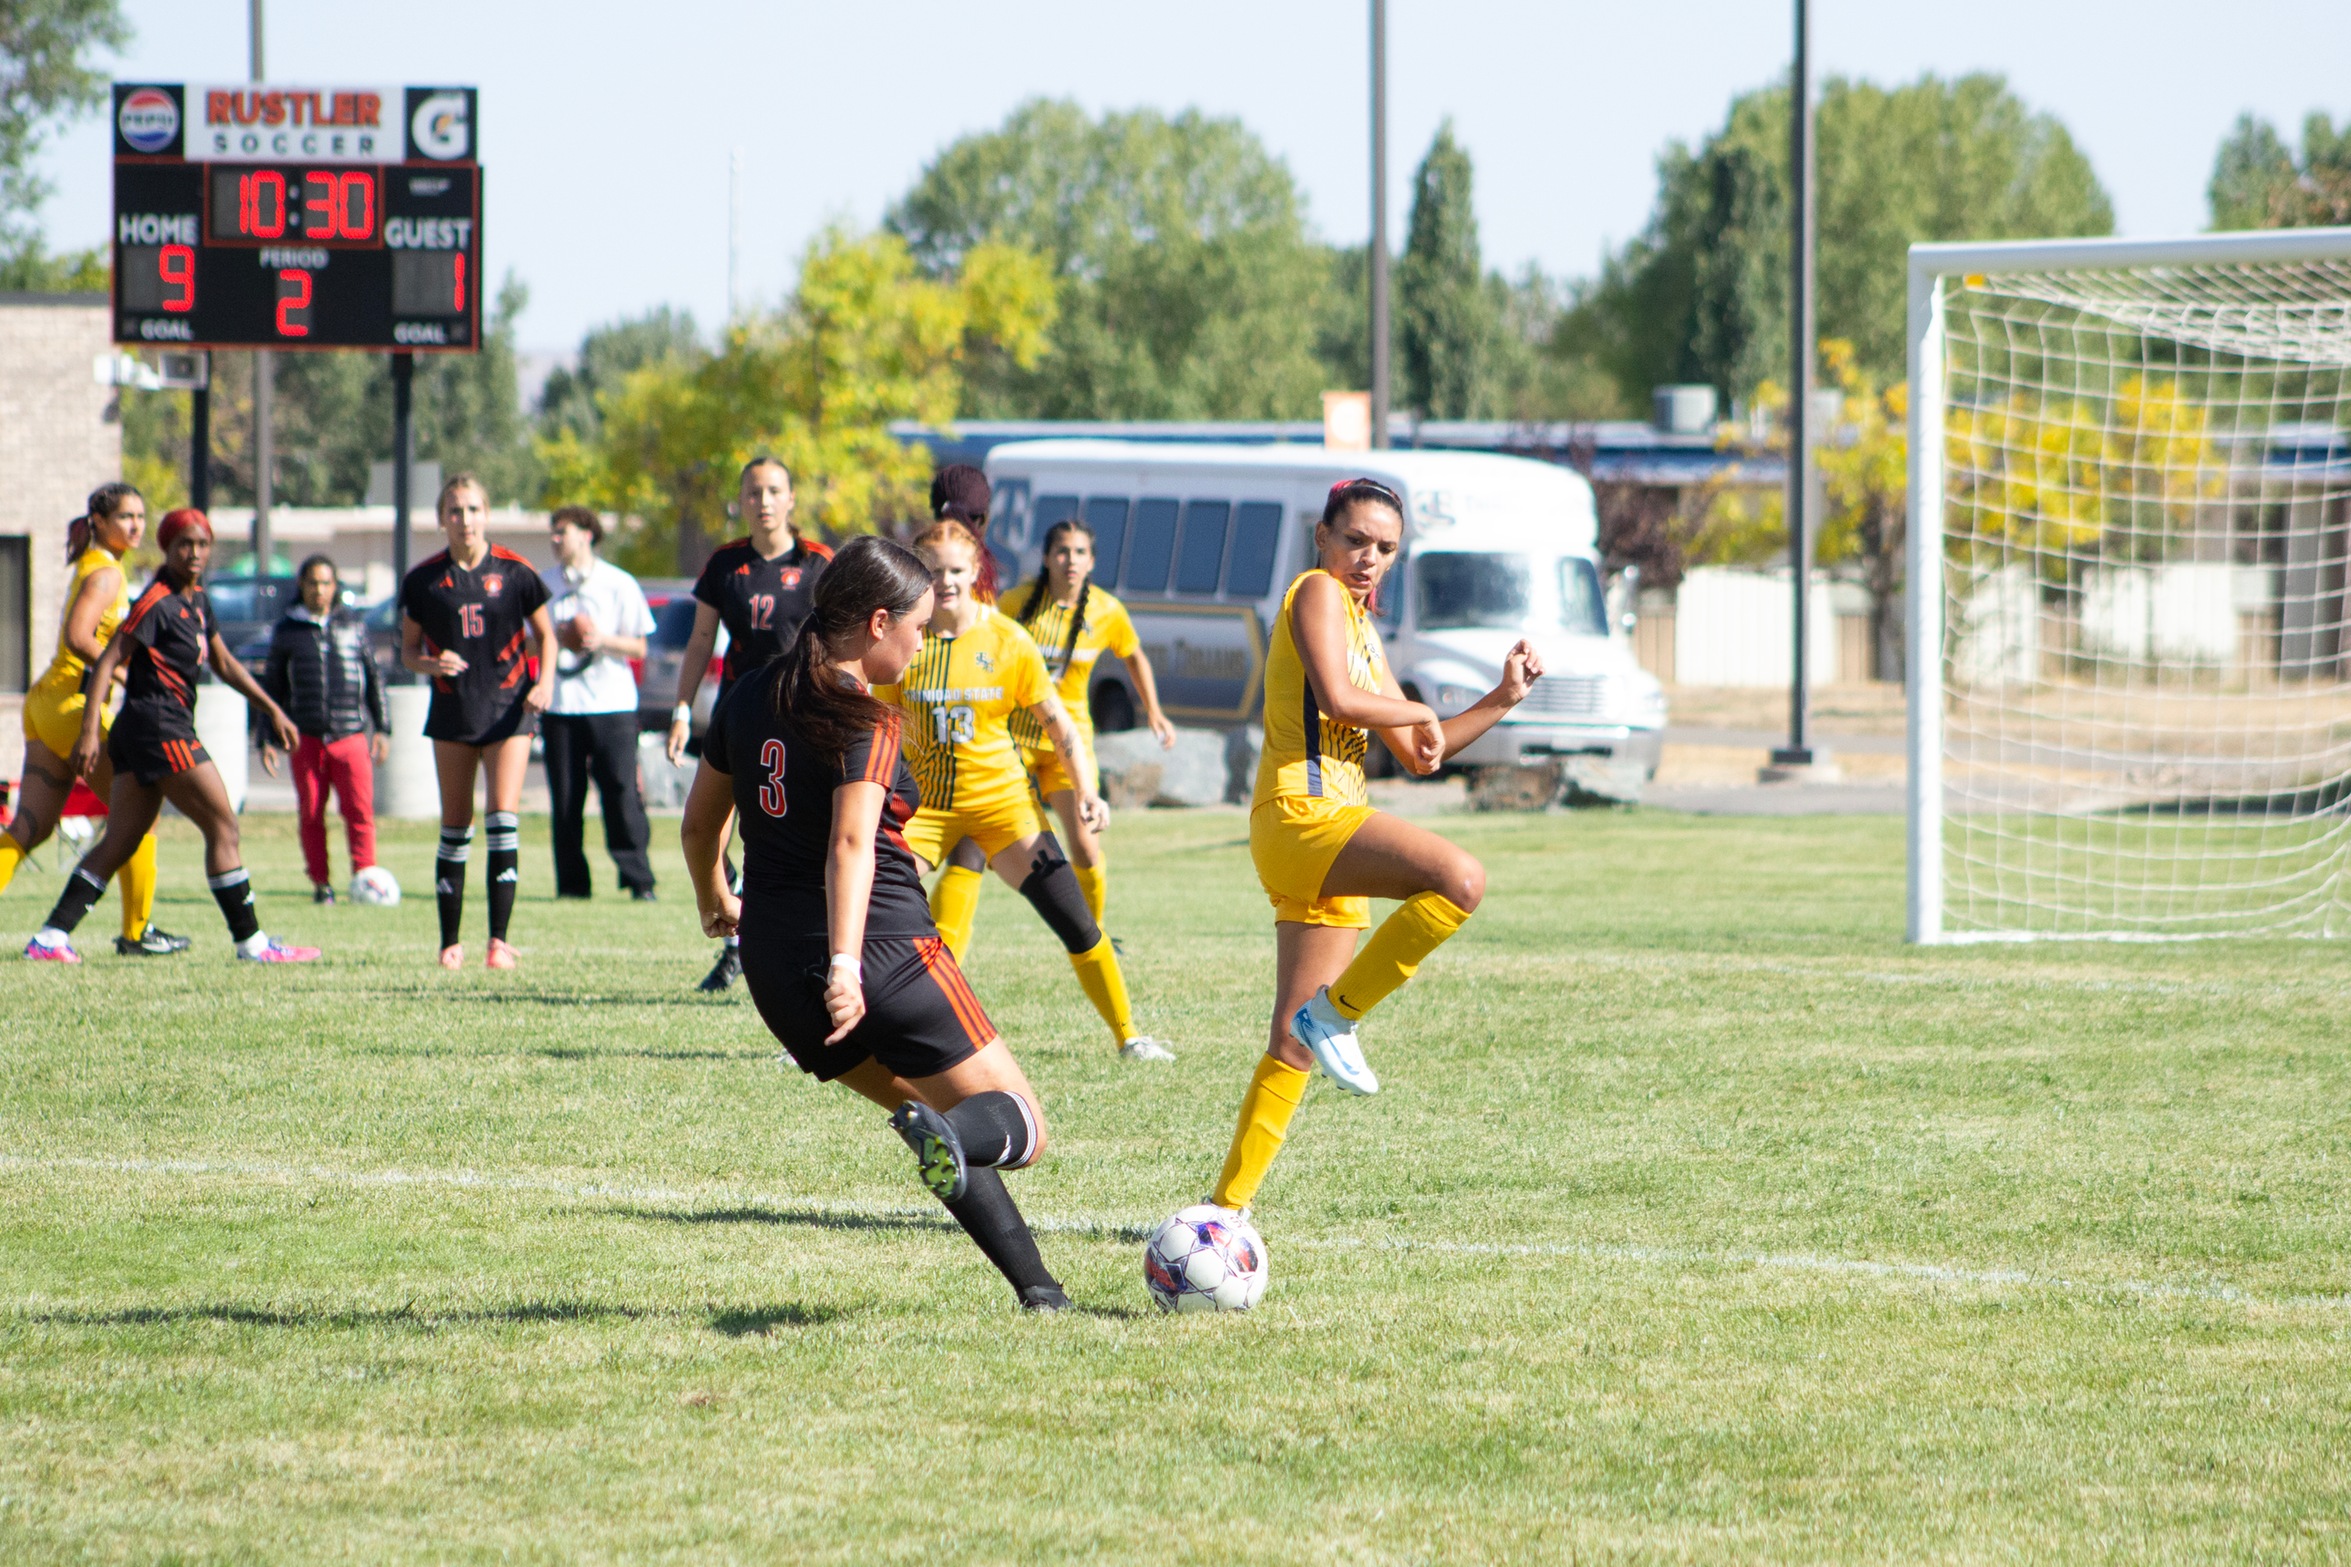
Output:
[410,91,469,159]
[119,88,180,154]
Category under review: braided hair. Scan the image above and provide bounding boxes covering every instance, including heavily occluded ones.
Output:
[1016,517,1094,676]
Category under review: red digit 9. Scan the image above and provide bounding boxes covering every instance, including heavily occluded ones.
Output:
[158,245,195,313]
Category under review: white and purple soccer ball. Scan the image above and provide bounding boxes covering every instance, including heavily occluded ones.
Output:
[1144,1205,1269,1313]
[350,865,402,907]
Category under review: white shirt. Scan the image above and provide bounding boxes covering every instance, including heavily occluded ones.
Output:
[542,557,654,716]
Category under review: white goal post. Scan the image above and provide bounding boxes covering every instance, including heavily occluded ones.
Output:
[1908,227,2351,942]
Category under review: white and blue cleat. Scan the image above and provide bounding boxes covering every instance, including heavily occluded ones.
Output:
[1290,986,1377,1095]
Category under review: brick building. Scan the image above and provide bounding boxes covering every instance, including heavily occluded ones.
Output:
[0,293,120,780]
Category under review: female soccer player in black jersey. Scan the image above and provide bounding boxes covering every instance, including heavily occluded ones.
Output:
[668,455,832,992]
[681,534,1068,1312]
[26,508,318,964]
[399,473,556,970]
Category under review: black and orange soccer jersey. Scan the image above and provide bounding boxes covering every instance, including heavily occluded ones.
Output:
[703,661,932,939]
[115,575,212,741]
[693,535,833,687]
[399,545,549,742]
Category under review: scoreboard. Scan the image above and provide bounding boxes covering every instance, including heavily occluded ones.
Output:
[111,83,481,353]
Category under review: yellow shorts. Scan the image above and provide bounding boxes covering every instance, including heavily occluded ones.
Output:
[1022,742,1098,804]
[1250,794,1376,929]
[902,775,1046,868]
[22,681,101,758]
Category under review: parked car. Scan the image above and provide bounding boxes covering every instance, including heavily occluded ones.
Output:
[633,578,728,741]
[983,442,1666,776]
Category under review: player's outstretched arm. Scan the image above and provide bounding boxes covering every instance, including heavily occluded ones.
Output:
[209,631,298,753]
[1123,643,1177,749]
[824,779,889,1044]
[1432,640,1544,762]
[667,603,723,765]
[679,760,739,939]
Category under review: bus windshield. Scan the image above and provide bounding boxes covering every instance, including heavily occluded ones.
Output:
[1415,552,1607,635]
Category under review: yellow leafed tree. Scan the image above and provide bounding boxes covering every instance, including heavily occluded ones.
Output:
[542,225,1056,573]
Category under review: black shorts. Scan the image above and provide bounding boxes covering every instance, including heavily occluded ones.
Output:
[108,717,210,787]
[740,924,996,1084]
[425,686,535,747]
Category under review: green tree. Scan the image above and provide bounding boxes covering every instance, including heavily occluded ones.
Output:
[887,98,1327,420]
[2208,111,2351,229]
[1563,73,2112,406]
[537,307,704,443]
[0,0,127,282]
[542,227,1055,575]
[1398,121,1496,419]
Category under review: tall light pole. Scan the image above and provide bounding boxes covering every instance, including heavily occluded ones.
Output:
[248,0,272,576]
[1368,0,1390,450]
[1772,0,1820,771]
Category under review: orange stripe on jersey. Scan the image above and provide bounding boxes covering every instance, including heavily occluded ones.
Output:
[916,937,994,1046]
[119,579,174,636]
[863,717,902,785]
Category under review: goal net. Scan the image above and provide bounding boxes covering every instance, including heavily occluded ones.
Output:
[1907,230,2351,941]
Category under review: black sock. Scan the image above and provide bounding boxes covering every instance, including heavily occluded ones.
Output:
[946,1090,1041,1169]
[486,811,520,942]
[436,826,472,949]
[40,866,107,936]
[941,1167,1057,1296]
[207,867,262,943]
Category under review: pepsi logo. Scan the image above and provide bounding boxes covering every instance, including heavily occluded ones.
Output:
[118,87,179,154]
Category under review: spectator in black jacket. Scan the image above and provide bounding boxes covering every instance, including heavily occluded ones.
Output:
[257,556,390,902]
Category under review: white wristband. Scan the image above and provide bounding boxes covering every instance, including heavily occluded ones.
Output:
[828,954,862,983]
[672,703,692,724]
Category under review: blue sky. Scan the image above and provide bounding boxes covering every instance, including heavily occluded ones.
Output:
[32,0,2351,352]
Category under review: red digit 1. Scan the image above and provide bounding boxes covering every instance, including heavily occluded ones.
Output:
[159,245,195,313]
[451,251,466,312]
[758,738,788,818]
[276,269,312,337]
[304,170,338,239]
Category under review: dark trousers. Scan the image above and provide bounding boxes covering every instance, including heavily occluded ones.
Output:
[543,711,655,897]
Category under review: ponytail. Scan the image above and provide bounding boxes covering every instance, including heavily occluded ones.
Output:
[773,534,934,764]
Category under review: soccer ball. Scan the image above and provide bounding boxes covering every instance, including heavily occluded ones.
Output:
[350,865,402,907]
[1144,1205,1269,1313]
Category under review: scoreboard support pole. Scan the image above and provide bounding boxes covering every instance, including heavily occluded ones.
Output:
[390,350,415,679]
[188,355,212,514]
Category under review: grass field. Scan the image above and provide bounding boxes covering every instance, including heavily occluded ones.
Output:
[2,806,2347,1563]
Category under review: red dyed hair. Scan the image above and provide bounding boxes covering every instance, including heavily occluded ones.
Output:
[157,507,213,549]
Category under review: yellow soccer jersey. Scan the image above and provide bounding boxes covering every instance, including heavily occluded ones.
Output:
[35,544,129,695]
[877,609,1053,812]
[1008,586,1140,751]
[1253,569,1388,809]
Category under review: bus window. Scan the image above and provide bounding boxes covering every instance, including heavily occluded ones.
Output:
[1124,498,1179,593]
[1083,497,1129,583]
[1224,501,1282,598]
[1032,494,1079,540]
[1175,501,1231,595]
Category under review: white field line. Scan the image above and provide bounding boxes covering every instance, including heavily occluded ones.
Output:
[2,1152,2343,1315]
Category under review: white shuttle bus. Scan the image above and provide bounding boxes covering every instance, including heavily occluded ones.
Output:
[980,441,1666,775]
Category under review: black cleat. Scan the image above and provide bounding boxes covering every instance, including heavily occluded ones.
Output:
[697,945,741,992]
[889,1100,967,1201]
[1109,934,1127,956]
[629,886,659,903]
[1018,1283,1071,1313]
[313,883,336,905]
[116,923,191,957]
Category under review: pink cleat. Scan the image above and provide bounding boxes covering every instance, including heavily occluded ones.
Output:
[24,937,80,964]
[239,937,320,964]
[485,938,518,971]
[438,944,465,970]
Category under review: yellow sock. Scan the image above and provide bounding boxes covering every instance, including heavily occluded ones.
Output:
[1329,891,1472,1021]
[1067,932,1135,1044]
[0,832,24,895]
[1211,1055,1311,1210]
[1072,860,1107,925]
[119,832,159,941]
[930,863,983,963]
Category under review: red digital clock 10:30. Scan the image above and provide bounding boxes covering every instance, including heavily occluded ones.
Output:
[111,82,481,353]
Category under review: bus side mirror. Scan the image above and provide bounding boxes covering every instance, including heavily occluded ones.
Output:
[1607,565,1642,634]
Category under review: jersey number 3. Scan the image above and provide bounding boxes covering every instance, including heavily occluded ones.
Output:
[757,737,788,817]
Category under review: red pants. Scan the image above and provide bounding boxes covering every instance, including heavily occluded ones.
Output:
[294,732,377,886]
